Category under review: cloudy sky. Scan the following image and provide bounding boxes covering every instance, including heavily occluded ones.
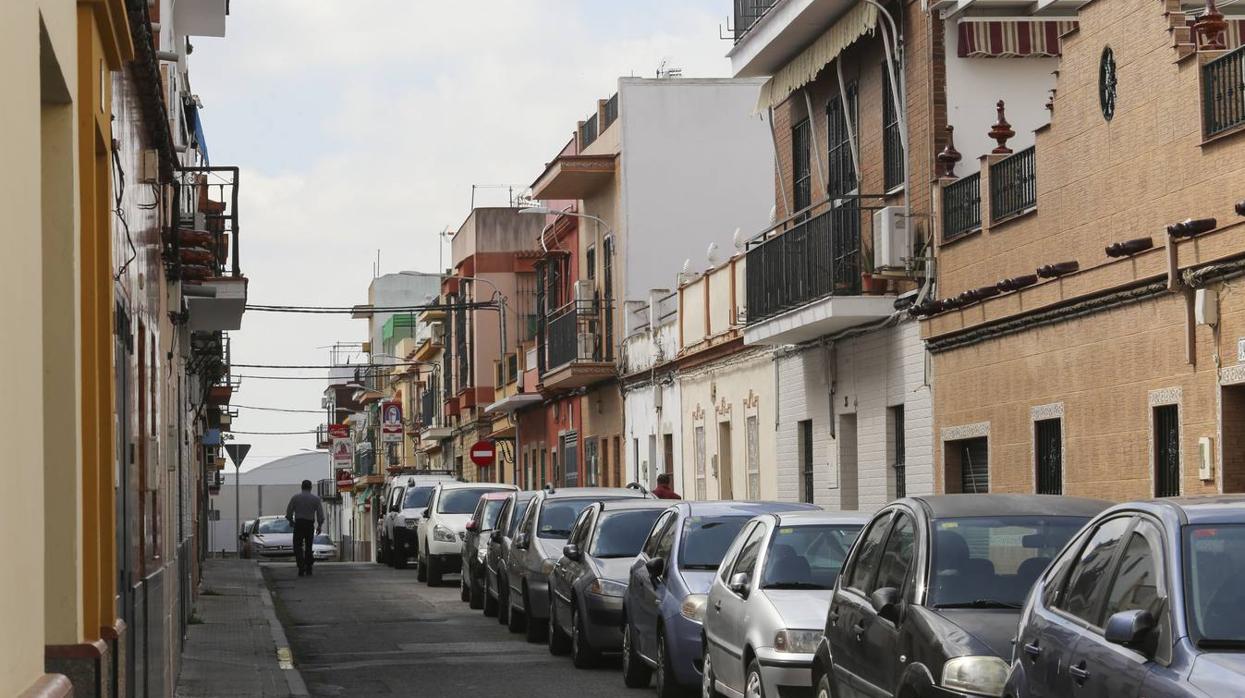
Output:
[191,1,732,470]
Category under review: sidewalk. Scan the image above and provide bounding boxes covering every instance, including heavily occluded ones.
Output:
[175,559,308,697]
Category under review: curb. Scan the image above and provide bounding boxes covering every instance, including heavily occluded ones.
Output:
[252,564,310,697]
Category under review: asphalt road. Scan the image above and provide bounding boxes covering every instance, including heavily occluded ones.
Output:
[264,561,638,697]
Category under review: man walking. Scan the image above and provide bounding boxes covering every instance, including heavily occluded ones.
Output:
[286,480,325,577]
[652,473,681,500]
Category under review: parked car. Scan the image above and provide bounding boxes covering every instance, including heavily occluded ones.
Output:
[621,500,820,697]
[312,534,337,562]
[485,490,538,627]
[247,516,297,559]
[239,519,256,558]
[548,499,672,666]
[508,485,654,643]
[384,473,455,568]
[813,494,1108,698]
[416,481,517,586]
[1006,494,1245,698]
[461,491,513,608]
[702,510,867,698]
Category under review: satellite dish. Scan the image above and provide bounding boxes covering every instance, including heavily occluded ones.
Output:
[706,242,720,268]
[769,205,778,223]
[681,258,691,274]
[732,228,743,251]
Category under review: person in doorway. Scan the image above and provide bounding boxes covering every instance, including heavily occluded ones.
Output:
[653,473,681,500]
[286,480,325,577]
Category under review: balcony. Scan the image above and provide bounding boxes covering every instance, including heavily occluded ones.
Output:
[743,203,894,346]
[942,172,982,242]
[530,153,617,200]
[728,0,860,78]
[539,300,615,390]
[174,166,248,332]
[989,146,1036,223]
[1204,45,1245,138]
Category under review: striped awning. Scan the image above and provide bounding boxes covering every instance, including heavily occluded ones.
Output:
[957,20,1078,58]
[756,2,878,112]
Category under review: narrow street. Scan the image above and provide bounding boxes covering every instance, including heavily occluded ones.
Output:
[264,563,633,697]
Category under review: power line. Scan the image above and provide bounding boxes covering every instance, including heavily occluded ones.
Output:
[232,362,438,369]
[244,300,499,314]
[232,374,359,381]
[227,429,319,435]
[232,404,325,414]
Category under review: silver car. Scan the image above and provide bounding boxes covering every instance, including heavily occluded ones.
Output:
[702,510,867,698]
[312,534,337,562]
[248,516,296,558]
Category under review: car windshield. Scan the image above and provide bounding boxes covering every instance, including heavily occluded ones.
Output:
[591,509,665,558]
[479,499,506,530]
[761,524,863,590]
[928,516,1088,609]
[438,488,508,514]
[538,498,597,539]
[679,516,751,570]
[1185,524,1245,646]
[404,486,434,509]
[257,519,292,534]
[313,535,331,545]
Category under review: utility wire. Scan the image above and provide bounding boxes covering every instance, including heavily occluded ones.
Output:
[232,362,439,369]
[228,429,320,435]
[244,301,498,314]
[232,404,325,414]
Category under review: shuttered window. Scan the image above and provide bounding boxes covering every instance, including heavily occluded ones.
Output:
[1035,419,1063,495]
[958,437,989,494]
[792,118,812,216]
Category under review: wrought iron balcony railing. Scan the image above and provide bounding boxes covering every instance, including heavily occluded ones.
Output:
[1204,45,1245,138]
[745,203,861,324]
[580,112,599,150]
[603,93,619,131]
[544,299,611,373]
[989,146,1036,223]
[170,166,241,282]
[734,0,780,42]
[942,172,982,242]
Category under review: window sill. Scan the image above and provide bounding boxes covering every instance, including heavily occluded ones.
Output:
[939,227,982,248]
[883,184,905,200]
[1201,121,1245,147]
[989,206,1037,231]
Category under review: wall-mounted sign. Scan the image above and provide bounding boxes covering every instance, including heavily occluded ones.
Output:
[328,423,349,440]
[331,437,354,468]
[381,400,403,444]
[335,468,354,491]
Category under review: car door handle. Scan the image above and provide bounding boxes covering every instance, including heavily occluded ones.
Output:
[1022,641,1041,659]
[1068,661,1090,683]
[851,622,868,637]
[828,610,840,624]
[714,600,722,612]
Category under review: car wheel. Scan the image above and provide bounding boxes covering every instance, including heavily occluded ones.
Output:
[655,630,680,698]
[393,548,407,569]
[621,617,652,688]
[505,585,525,633]
[571,604,597,669]
[416,552,428,582]
[483,575,500,618]
[469,571,485,610]
[523,586,547,643]
[426,556,443,586]
[701,644,719,698]
[745,660,765,698]
[815,672,833,698]
[548,595,571,655]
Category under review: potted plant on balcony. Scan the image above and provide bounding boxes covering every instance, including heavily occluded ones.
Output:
[860,244,886,295]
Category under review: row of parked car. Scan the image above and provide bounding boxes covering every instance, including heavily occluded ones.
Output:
[376,471,1245,697]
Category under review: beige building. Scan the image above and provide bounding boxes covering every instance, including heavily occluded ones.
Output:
[920,0,1245,499]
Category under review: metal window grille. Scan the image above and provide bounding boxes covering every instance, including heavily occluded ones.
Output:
[827,85,858,199]
[989,145,1036,222]
[603,237,615,361]
[882,69,904,191]
[1035,418,1063,495]
[580,112,599,149]
[1154,405,1180,498]
[942,172,982,242]
[733,0,779,41]
[959,437,989,494]
[694,426,707,500]
[1203,45,1245,138]
[892,406,906,499]
[744,204,861,324]
[799,420,814,504]
[746,416,760,500]
[792,119,812,215]
[603,93,619,130]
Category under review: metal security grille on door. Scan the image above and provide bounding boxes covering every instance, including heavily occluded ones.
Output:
[1155,405,1180,497]
[960,438,989,494]
[1036,419,1062,495]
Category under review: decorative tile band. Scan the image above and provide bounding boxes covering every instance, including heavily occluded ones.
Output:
[1030,402,1064,421]
[1221,365,1245,386]
[941,421,990,442]
[1148,387,1182,407]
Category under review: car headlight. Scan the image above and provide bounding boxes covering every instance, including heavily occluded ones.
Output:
[541,558,557,576]
[588,578,628,597]
[433,524,457,543]
[940,656,1009,697]
[773,629,821,654]
[680,594,708,623]
[404,517,418,528]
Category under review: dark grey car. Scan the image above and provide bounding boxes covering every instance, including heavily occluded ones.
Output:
[485,491,537,627]
[549,500,670,667]
[461,491,512,609]
[1007,495,1245,698]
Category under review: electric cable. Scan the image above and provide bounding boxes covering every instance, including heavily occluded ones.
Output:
[232,404,325,414]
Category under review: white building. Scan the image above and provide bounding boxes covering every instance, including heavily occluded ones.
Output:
[621,291,683,491]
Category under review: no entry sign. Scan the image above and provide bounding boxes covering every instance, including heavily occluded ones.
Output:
[469,440,496,467]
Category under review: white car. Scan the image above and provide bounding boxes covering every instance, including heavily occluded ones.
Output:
[312,534,338,562]
[379,471,456,568]
[417,481,517,586]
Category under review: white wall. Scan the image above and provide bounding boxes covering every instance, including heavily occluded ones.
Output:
[623,379,683,492]
[368,271,442,360]
[944,19,1057,176]
[618,78,774,302]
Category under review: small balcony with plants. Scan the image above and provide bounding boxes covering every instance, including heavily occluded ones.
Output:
[170,166,248,332]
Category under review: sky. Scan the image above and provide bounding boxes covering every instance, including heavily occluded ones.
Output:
[190,1,733,470]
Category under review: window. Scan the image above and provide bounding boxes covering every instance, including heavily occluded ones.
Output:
[882,67,903,192]
[799,420,814,504]
[591,509,666,558]
[1184,524,1245,643]
[508,497,532,537]
[1035,418,1062,495]
[792,118,812,215]
[663,433,674,477]
[403,486,433,509]
[874,514,915,594]
[586,244,596,280]
[845,513,894,593]
[1101,531,1161,623]
[746,416,760,499]
[568,508,594,546]
[603,235,615,360]
[633,438,640,483]
[1154,404,1180,497]
[655,516,678,560]
[643,511,675,557]
[730,524,768,582]
[946,437,989,494]
[720,523,757,582]
[537,498,597,540]
[827,83,858,199]
[584,437,599,487]
[891,406,906,499]
[613,436,622,488]
[680,516,752,570]
[1058,517,1131,625]
[438,487,509,515]
[694,425,707,500]
[598,437,608,487]
[762,524,862,590]
[563,433,579,487]
[539,448,547,487]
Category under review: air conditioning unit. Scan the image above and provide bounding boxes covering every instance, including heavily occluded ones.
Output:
[574,280,596,304]
[873,206,910,271]
[577,332,595,360]
[431,324,445,342]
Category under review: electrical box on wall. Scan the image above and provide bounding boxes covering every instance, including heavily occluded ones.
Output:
[1198,436,1214,481]
[1194,289,1218,326]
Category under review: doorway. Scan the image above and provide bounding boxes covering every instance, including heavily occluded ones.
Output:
[839,415,859,510]
[1223,385,1245,492]
[717,422,734,500]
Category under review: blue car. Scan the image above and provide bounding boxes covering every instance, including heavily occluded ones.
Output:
[1008,494,1245,698]
[621,500,819,697]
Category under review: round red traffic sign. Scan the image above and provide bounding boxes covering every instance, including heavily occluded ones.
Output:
[469,440,496,467]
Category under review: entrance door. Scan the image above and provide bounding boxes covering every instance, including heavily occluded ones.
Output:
[1223,385,1245,492]
[718,421,734,500]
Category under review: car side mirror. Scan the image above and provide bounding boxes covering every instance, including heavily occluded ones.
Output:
[422,508,431,519]
[465,520,478,532]
[645,557,666,581]
[729,572,751,597]
[238,533,247,541]
[515,533,530,550]
[563,544,582,561]
[1104,609,1156,648]
[490,530,503,544]
[870,587,902,624]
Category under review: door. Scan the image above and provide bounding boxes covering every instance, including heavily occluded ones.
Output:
[714,522,766,691]
[1014,527,1091,698]
[827,511,894,697]
[553,507,593,631]
[717,421,734,500]
[856,513,915,697]
[630,511,675,659]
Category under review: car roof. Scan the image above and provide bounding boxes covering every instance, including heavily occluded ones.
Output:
[599,499,675,513]
[676,501,821,517]
[479,491,514,501]
[437,481,517,491]
[540,486,649,499]
[772,510,871,526]
[255,515,285,522]
[911,494,1111,518]
[1109,495,1245,525]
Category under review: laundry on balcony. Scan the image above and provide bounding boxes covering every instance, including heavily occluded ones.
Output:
[956,19,1078,58]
